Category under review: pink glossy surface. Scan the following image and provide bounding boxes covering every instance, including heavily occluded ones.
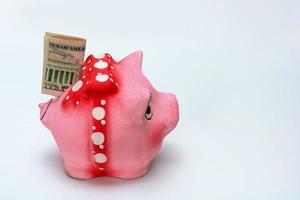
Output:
[39,51,179,179]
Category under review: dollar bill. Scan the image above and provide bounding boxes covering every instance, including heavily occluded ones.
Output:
[41,32,86,96]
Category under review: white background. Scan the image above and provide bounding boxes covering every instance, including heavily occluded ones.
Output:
[0,0,300,199]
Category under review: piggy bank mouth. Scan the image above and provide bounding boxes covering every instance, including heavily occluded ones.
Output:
[39,98,54,120]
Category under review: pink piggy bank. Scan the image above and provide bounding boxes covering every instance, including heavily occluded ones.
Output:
[39,51,179,179]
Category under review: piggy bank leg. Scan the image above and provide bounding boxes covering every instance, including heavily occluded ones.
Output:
[63,161,97,180]
[109,164,150,179]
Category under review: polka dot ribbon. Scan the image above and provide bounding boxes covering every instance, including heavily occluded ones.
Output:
[63,53,119,175]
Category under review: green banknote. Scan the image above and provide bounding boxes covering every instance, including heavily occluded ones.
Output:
[41,32,86,96]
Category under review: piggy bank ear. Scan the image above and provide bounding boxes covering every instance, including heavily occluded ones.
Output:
[119,51,143,71]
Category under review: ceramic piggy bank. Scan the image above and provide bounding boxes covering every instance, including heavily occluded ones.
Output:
[39,51,179,179]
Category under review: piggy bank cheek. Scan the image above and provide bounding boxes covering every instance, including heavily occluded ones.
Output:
[147,122,165,151]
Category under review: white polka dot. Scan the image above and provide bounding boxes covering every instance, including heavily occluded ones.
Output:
[86,81,89,85]
[115,83,119,87]
[96,73,109,82]
[82,75,86,79]
[109,73,113,77]
[92,107,105,120]
[99,145,104,149]
[101,99,106,105]
[101,120,106,125]
[94,153,107,163]
[89,67,92,71]
[91,132,105,145]
[72,80,83,92]
[66,96,69,100]
[111,66,114,69]
[94,61,108,69]
[92,126,96,130]
[76,101,79,105]
[99,167,104,170]
[94,53,105,59]
[82,66,86,70]
[110,78,114,82]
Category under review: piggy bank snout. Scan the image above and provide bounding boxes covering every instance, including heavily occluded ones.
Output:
[159,92,179,135]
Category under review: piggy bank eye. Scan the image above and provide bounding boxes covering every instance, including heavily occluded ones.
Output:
[145,105,153,120]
